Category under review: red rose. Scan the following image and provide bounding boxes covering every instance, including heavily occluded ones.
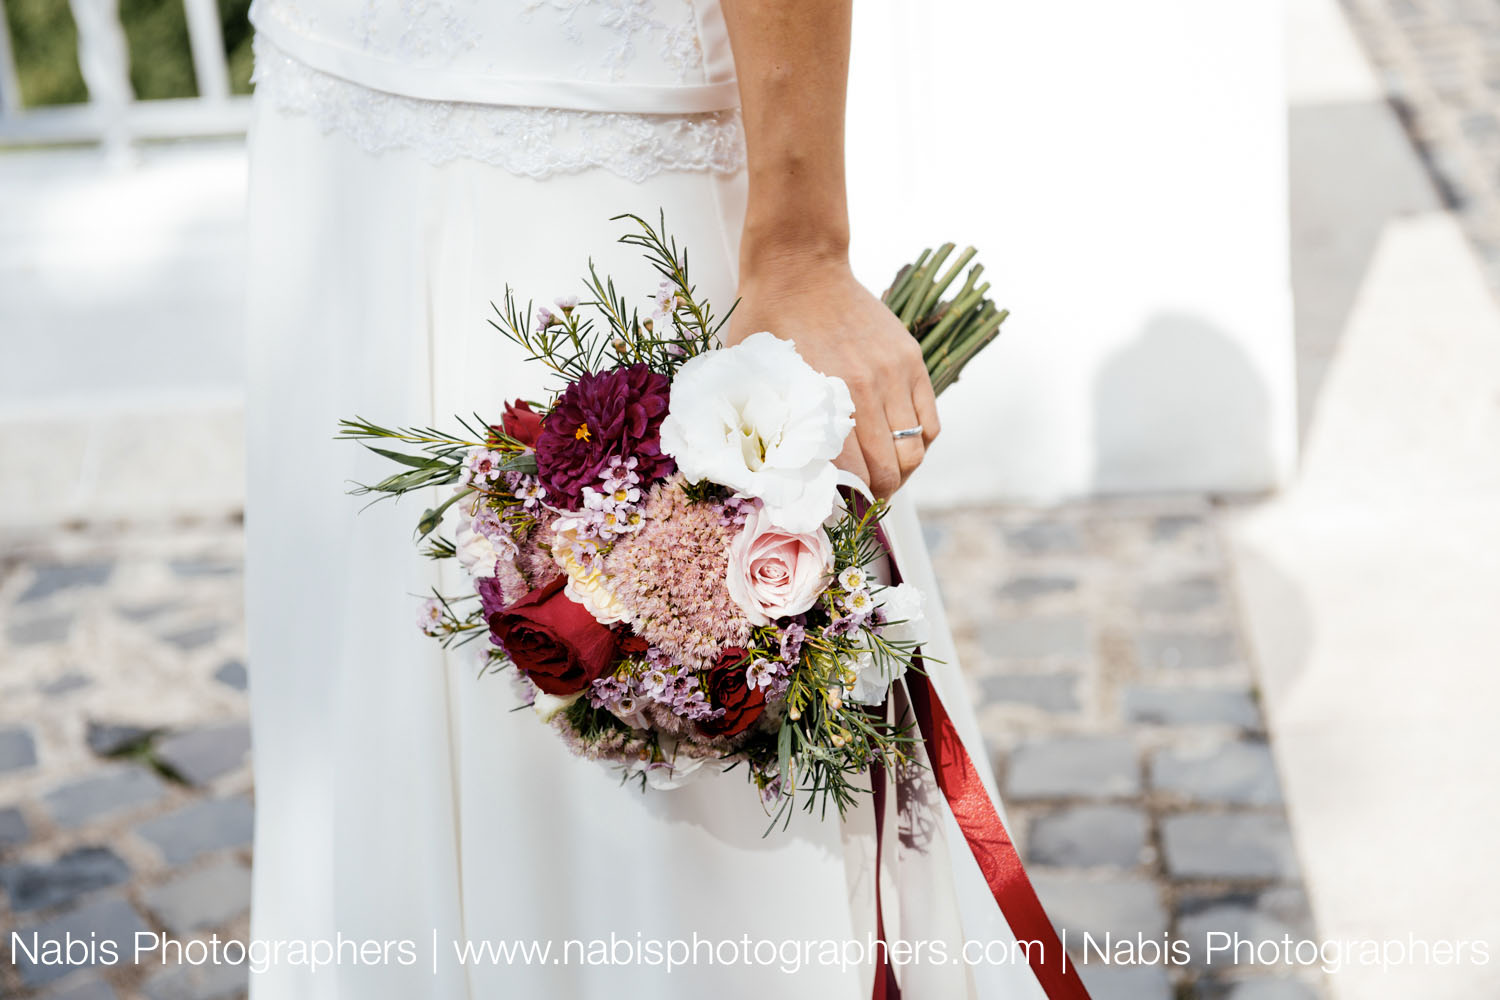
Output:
[698,647,766,738]
[617,631,650,655]
[488,577,618,695]
[498,399,544,449]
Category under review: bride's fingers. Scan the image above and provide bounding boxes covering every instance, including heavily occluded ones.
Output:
[853,388,902,498]
[912,372,941,447]
[885,393,927,485]
[833,425,872,494]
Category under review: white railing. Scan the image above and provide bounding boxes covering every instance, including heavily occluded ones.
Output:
[0,0,251,156]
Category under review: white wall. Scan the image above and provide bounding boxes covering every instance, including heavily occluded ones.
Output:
[846,0,1295,504]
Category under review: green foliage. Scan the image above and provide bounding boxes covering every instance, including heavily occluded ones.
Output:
[119,0,196,100]
[486,211,731,387]
[4,0,254,108]
[219,0,253,92]
[4,0,86,106]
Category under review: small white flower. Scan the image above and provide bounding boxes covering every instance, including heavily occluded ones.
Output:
[653,281,679,315]
[745,658,776,690]
[837,566,867,592]
[649,282,678,332]
[417,599,444,636]
[534,306,557,333]
[842,589,874,615]
[555,293,579,313]
[514,479,546,509]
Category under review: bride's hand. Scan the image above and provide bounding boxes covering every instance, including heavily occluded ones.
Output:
[728,251,941,499]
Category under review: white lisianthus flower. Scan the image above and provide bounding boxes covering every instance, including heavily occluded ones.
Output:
[877,583,930,647]
[659,332,855,533]
[846,584,930,705]
[621,735,732,790]
[454,519,499,580]
[844,651,884,706]
[533,690,581,723]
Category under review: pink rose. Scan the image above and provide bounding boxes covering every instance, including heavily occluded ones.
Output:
[725,505,833,626]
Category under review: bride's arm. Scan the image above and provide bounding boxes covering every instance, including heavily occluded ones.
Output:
[721,0,938,498]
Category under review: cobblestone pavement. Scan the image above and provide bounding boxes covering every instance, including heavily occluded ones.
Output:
[1339,0,1500,293]
[0,518,250,1000]
[927,499,1325,1000]
[0,500,1323,1000]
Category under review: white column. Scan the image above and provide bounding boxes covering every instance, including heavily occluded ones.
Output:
[182,0,231,101]
[69,0,133,158]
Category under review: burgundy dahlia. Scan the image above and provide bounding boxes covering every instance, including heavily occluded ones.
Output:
[534,364,674,507]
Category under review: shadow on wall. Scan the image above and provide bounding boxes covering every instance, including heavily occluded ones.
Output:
[1092,312,1272,494]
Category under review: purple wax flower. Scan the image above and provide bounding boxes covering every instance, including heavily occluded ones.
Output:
[477,575,508,620]
[827,615,861,637]
[779,622,806,663]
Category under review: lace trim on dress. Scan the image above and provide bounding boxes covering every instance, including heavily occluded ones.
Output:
[251,38,745,183]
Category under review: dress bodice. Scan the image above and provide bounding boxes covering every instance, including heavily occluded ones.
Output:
[250,0,738,112]
[249,0,746,181]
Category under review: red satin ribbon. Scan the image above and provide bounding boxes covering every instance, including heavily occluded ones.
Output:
[869,517,1092,1000]
[904,672,1092,1000]
[868,758,900,1000]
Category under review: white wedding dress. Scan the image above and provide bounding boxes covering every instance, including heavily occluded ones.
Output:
[244,3,1044,998]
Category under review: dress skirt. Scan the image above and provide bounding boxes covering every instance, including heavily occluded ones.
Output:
[244,95,1044,1000]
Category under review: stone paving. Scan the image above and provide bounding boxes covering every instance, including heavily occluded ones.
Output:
[0,499,1326,999]
[1339,0,1500,295]
[0,517,251,1000]
[927,498,1326,1000]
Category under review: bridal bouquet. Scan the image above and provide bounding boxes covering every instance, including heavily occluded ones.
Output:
[340,215,1006,823]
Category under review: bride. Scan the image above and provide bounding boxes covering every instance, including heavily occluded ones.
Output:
[244,1,1047,997]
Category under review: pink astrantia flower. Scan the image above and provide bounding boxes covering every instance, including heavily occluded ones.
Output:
[600,476,751,670]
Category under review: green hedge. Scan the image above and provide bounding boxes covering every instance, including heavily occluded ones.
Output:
[4,0,253,108]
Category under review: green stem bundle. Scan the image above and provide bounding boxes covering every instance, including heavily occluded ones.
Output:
[883,245,1009,396]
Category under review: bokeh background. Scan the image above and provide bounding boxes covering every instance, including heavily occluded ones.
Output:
[2,1,1498,999]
